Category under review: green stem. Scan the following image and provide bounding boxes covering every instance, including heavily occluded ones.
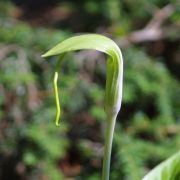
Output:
[102,113,117,180]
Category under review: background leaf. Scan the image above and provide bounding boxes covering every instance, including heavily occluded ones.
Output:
[143,151,180,180]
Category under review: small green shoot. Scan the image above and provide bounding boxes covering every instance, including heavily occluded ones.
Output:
[42,34,123,180]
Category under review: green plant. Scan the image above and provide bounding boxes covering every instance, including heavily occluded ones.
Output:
[42,34,123,180]
[1,1,179,179]
[143,150,180,180]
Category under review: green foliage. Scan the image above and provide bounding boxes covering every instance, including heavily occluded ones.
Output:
[42,34,124,180]
[0,0,179,180]
[0,19,69,179]
[42,34,123,126]
[143,151,180,180]
[0,19,69,51]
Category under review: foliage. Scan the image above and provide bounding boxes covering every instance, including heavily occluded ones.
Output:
[42,34,123,126]
[0,0,179,180]
[143,151,180,180]
[42,34,123,180]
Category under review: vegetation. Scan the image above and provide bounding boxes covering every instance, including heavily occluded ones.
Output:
[42,34,123,180]
[143,151,180,180]
[0,0,179,180]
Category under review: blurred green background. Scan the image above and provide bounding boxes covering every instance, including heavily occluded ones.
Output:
[0,0,179,179]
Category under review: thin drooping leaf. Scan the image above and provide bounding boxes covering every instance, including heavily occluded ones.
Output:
[42,34,123,126]
[143,151,180,180]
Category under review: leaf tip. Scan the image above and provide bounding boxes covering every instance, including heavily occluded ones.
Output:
[41,53,48,58]
[55,121,60,127]
[42,50,53,57]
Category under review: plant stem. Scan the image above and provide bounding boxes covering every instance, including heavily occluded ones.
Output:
[102,113,117,180]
